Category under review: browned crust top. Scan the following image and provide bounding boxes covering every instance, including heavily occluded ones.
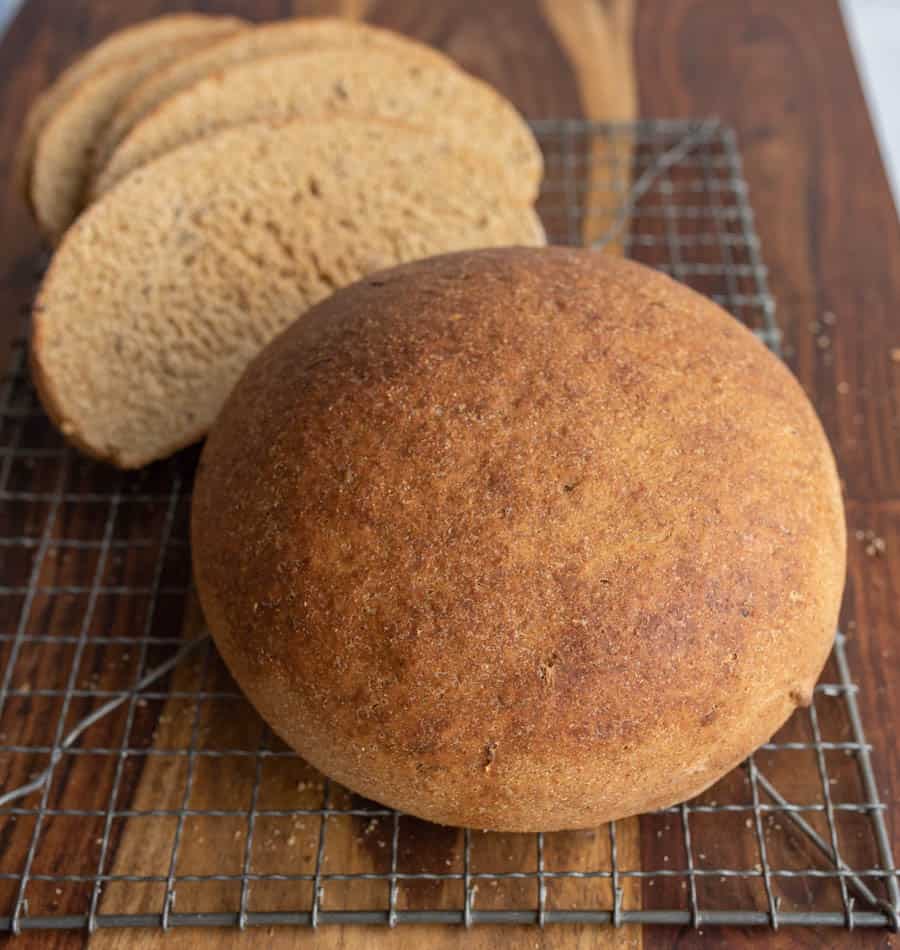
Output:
[192,247,845,829]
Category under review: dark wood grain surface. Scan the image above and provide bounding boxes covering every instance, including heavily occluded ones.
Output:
[0,1,897,948]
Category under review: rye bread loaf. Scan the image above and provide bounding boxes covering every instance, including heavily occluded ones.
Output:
[191,247,846,832]
[92,48,542,202]
[15,14,244,212]
[32,119,545,469]
[96,18,462,175]
[30,23,246,243]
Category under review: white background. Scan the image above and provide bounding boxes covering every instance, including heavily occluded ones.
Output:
[841,0,900,217]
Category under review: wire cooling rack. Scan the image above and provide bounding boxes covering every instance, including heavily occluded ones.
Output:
[0,119,897,935]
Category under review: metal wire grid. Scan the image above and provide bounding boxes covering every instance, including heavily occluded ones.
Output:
[0,119,896,934]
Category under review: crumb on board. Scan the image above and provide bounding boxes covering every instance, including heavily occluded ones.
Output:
[856,528,886,557]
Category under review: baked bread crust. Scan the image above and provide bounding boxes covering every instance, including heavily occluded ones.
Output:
[192,247,846,831]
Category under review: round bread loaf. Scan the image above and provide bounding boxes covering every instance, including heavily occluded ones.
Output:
[192,247,846,832]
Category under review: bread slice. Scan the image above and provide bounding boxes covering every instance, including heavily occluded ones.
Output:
[32,118,546,469]
[14,14,244,209]
[93,48,542,203]
[95,18,463,175]
[31,24,248,244]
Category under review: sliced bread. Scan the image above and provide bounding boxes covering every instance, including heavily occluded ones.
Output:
[93,48,543,202]
[31,24,247,244]
[32,118,546,469]
[15,14,244,208]
[95,18,461,174]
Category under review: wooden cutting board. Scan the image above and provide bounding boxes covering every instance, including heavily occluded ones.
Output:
[8,2,898,949]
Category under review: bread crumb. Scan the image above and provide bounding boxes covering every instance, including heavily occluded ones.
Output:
[861,532,886,557]
[837,382,849,395]
[891,348,900,363]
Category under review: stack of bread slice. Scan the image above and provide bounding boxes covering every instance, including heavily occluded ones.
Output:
[21,16,545,468]
[18,14,247,241]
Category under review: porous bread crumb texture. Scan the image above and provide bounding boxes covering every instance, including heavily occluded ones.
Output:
[192,247,847,832]
[31,24,245,243]
[96,17,460,175]
[14,14,245,209]
[93,47,543,202]
[32,119,545,469]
